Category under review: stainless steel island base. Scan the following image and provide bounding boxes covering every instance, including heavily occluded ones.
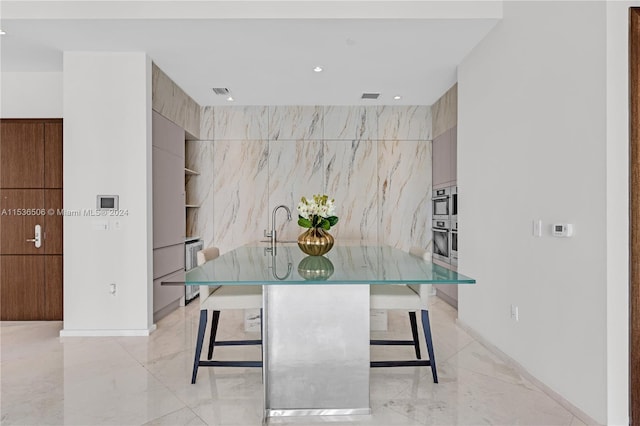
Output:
[263,284,371,418]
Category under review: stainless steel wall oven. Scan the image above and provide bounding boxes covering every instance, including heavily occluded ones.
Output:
[450,220,458,267]
[432,185,457,267]
[432,218,450,263]
[432,187,450,220]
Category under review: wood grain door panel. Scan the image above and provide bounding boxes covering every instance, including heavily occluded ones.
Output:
[0,122,44,188]
[0,189,45,255]
[44,122,63,189]
[630,8,640,424]
[44,189,63,255]
[0,119,63,321]
[0,255,44,320]
[44,255,63,320]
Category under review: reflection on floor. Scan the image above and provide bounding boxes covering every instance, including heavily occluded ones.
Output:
[0,297,587,426]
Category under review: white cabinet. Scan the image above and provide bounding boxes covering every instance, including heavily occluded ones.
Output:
[432,125,457,189]
[152,111,185,321]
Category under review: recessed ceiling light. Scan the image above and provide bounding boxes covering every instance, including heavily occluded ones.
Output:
[313,66,323,73]
[226,96,234,102]
[393,95,402,100]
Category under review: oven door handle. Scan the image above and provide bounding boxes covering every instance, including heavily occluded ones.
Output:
[432,195,450,201]
[432,228,449,233]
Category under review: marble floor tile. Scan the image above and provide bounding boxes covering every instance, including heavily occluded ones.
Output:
[142,407,207,426]
[1,296,578,426]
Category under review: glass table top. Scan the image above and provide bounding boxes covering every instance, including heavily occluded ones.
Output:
[185,242,476,285]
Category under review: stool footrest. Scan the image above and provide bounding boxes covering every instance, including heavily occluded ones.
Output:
[215,340,262,346]
[199,360,262,368]
[370,339,415,346]
[371,360,431,368]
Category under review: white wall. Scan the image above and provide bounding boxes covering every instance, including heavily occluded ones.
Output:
[458,1,612,423]
[605,1,637,423]
[61,52,154,336]
[0,72,63,118]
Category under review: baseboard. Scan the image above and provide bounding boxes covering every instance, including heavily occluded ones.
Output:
[435,289,458,309]
[456,319,601,426]
[154,299,182,323]
[60,324,157,337]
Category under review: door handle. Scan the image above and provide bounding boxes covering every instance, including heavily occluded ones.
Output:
[26,224,42,248]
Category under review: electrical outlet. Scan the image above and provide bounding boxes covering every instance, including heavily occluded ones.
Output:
[510,304,519,321]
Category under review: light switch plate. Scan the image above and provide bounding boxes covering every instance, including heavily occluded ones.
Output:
[533,219,542,237]
[92,220,109,231]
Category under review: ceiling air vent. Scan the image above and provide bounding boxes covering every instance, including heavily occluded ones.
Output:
[212,87,230,95]
[361,92,380,100]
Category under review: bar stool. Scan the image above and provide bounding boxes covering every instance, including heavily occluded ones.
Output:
[369,246,438,383]
[191,247,263,384]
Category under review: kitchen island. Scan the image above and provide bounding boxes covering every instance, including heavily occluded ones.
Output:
[185,242,475,420]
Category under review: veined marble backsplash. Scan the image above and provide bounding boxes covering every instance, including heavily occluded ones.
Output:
[187,105,433,255]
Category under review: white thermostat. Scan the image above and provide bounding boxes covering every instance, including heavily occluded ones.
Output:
[552,223,574,237]
[97,195,119,210]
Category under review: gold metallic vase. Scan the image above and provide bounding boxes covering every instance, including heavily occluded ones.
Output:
[297,227,334,256]
[297,256,335,280]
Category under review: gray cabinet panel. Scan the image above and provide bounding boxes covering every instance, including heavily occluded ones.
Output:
[152,111,186,321]
[432,131,450,189]
[432,126,457,189]
[153,268,185,315]
[152,111,185,157]
[153,146,185,248]
[450,126,457,183]
[153,244,185,279]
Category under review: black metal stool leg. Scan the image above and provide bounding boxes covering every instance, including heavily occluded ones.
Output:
[421,309,438,383]
[207,310,221,360]
[191,309,208,384]
[409,311,421,359]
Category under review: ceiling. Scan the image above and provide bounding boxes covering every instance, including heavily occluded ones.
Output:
[0,1,501,106]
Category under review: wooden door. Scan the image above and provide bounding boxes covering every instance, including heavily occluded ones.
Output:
[0,119,63,320]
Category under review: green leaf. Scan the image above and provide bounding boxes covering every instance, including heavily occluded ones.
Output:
[298,217,312,228]
[327,216,339,226]
[320,218,331,230]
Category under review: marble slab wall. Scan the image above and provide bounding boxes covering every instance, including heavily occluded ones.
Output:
[187,105,433,256]
[378,106,432,141]
[185,140,214,248]
[151,63,201,139]
[268,140,324,242]
[213,140,269,253]
[213,106,269,140]
[378,140,432,251]
[323,106,377,140]
[269,106,323,140]
[325,139,379,242]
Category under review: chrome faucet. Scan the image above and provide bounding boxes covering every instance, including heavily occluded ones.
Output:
[264,205,292,252]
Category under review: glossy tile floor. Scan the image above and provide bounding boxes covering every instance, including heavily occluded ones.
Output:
[1,297,588,426]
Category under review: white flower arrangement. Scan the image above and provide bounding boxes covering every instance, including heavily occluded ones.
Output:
[297,194,339,230]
